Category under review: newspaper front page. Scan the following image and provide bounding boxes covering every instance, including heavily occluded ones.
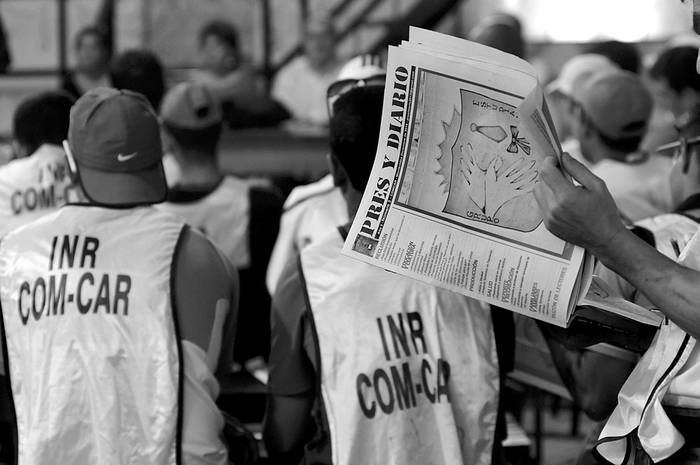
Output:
[342,29,586,327]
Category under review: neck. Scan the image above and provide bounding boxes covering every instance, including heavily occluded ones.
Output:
[174,157,221,187]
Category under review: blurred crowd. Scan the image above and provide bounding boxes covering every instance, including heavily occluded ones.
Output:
[0,3,699,465]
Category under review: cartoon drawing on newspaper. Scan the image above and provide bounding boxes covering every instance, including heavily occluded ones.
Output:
[398,71,543,233]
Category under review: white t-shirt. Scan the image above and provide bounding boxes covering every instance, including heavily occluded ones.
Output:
[265,174,346,294]
[272,56,341,126]
[591,153,672,221]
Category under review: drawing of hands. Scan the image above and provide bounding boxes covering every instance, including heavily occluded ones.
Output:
[458,144,486,212]
[484,156,538,217]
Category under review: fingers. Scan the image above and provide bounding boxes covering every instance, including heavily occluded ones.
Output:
[560,152,605,191]
[538,156,574,196]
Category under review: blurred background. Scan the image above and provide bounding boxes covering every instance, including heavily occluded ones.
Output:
[0,0,692,185]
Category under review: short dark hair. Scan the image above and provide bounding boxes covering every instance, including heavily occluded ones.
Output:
[74,26,108,53]
[199,21,239,53]
[163,122,222,158]
[110,49,165,110]
[13,91,75,155]
[330,86,384,191]
[584,40,640,73]
[649,46,700,94]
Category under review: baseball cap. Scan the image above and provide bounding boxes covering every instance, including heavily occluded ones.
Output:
[160,81,222,130]
[572,70,652,140]
[67,87,166,206]
[546,54,618,97]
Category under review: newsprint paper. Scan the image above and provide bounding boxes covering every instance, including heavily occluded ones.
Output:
[342,28,661,328]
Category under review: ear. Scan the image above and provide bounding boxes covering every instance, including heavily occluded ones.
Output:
[328,152,349,192]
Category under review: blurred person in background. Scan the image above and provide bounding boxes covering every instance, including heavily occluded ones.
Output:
[648,46,700,123]
[568,69,671,220]
[61,26,111,98]
[265,84,507,465]
[546,54,619,165]
[110,49,166,111]
[109,49,181,184]
[0,88,238,464]
[193,20,287,128]
[0,91,80,236]
[272,17,343,128]
[158,81,282,367]
[583,40,641,74]
[469,13,526,59]
[266,54,385,294]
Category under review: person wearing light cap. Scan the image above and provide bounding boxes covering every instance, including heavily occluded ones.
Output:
[266,54,384,294]
[0,87,237,464]
[546,54,619,166]
[158,81,282,367]
[567,69,671,220]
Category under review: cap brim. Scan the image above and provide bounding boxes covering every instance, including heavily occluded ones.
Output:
[545,78,567,96]
[77,162,167,207]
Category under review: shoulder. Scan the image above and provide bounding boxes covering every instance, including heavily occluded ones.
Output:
[283,176,336,211]
[176,227,236,293]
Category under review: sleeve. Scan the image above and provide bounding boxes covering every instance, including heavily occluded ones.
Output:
[267,256,316,396]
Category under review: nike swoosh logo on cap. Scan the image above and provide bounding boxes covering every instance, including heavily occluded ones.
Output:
[117,152,138,162]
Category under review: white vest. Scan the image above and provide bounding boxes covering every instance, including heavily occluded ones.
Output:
[0,144,80,237]
[158,176,251,267]
[596,214,700,464]
[300,231,500,465]
[0,205,185,465]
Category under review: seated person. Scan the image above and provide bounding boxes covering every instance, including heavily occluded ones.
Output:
[61,26,111,98]
[158,82,282,365]
[569,69,671,220]
[265,85,509,465]
[0,88,237,464]
[0,91,81,236]
[193,20,288,128]
[272,17,342,127]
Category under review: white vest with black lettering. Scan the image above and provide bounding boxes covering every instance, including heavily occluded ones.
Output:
[157,176,251,267]
[596,214,700,464]
[300,230,500,465]
[0,144,80,237]
[0,205,185,465]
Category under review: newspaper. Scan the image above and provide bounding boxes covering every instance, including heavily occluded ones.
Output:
[342,28,661,328]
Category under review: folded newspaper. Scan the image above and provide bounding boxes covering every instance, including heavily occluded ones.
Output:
[341,27,662,328]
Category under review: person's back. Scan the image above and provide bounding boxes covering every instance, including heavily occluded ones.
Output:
[0,88,236,464]
[158,82,280,364]
[0,91,80,236]
[265,85,502,465]
[0,206,184,463]
[300,229,499,464]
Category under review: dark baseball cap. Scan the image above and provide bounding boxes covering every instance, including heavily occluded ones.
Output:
[67,87,166,206]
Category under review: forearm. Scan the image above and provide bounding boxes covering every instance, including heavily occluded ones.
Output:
[594,229,700,340]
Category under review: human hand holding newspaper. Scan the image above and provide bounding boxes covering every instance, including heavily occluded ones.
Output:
[342,27,663,329]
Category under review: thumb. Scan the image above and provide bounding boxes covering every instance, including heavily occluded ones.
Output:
[560,152,604,191]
